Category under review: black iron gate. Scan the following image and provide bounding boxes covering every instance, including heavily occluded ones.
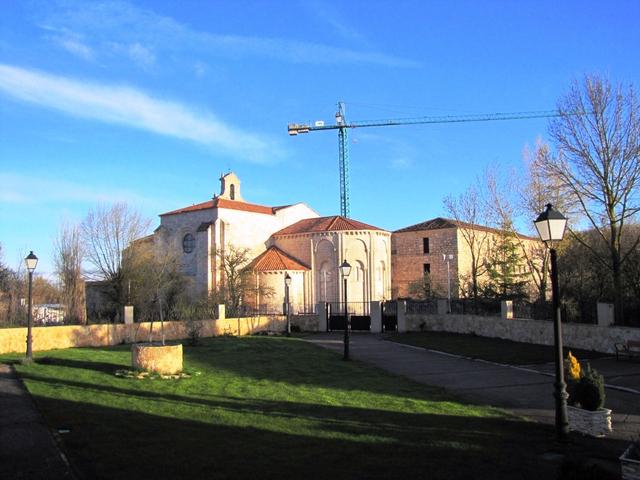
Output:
[382,300,398,332]
[328,302,371,331]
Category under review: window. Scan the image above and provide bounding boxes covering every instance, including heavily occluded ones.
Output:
[182,233,195,254]
[423,263,430,274]
[423,237,430,254]
[230,184,235,200]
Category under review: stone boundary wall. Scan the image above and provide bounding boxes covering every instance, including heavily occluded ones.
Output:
[0,316,294,355]
[405,313,640,354]
[291,314,320,332]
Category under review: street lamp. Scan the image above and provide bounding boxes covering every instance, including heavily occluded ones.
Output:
[442,254,454,313]
[284,273,292,336]
[339,260,351,360]
[534,203,569,441]
[24,251,38,362]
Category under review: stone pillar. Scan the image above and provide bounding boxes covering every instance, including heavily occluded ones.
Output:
[370,301,382,333]
[123,305,134,324]
[597,302,614,326]
[501,300,513,320]
[437,299,448,315]
[397,300,407,333]
[316,303,328,331]
[218,304,226,320]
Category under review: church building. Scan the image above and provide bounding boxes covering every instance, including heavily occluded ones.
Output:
[153,173,391,314]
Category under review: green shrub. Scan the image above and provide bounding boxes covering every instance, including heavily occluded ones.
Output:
[185,318,203,346]
[578,364,605,411]
[565,354,605,411]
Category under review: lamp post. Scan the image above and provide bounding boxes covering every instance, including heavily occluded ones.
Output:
[340,260,352,360]
[534,203,569,441]
[24,251,38,362]
[442,254,453,313]
[284,273,292,336]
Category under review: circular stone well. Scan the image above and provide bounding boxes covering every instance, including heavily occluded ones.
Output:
[131,344,183,375]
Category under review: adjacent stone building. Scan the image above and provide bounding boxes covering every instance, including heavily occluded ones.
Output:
[152,172,391,313]
[391,218,540,299]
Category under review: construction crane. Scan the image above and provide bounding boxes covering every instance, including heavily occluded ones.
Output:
[288,102,564,218]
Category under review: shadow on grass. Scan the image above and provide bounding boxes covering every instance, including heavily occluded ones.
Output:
[18,370,546,440]
[70,337,450,404]
[27,393,622,480]
[35,356,125,373]
[384,332,608,365]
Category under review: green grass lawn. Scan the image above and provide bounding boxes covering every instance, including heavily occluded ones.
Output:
[1,337,620,479]
[384,331,607,365]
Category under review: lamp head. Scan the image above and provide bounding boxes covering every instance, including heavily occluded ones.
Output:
[339,260,351,277]
[24,251,38,272]
[284,273,292,286]
[534,203,567,244]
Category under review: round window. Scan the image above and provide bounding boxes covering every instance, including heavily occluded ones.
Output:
[182,233,195,254]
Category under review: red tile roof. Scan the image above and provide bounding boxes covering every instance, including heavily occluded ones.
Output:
[248,246,310,271]
[160,197,288,216]
[273,215,384,236]
[394,217,538,240]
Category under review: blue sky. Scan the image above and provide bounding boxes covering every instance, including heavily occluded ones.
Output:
[1,0,639,277]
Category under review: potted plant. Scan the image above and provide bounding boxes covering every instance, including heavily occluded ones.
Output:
[564,352,612,437]
[621,438,640,480]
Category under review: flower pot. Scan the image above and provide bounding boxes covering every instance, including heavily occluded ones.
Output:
[621,444,640,480]
[131,343,183,375]
[567,405,612,437]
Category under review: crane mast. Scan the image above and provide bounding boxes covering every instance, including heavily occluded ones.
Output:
[288,103,563,218]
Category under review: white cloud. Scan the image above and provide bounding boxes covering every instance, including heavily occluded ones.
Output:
[304,1,369,46]
[38,1,419,68]
[127,43,155,67]
[193,61,207,78]
[55,36,94,60]
[391,157,413,169]
[0,172,152,206]
[0,64,280,162]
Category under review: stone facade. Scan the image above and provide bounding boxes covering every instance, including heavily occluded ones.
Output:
[156,173,318,297]
[152,173,391,314]
[272,227,392,306]
[392,218,540,299]
[391,224,459,298]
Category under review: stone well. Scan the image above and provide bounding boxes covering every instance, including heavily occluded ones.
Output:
[131,343,183,375]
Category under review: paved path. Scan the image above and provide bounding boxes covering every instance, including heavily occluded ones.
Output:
[0,363,74,480]
[304,333,640,441]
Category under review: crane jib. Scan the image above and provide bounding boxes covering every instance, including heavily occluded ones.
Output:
[288,107,576,218]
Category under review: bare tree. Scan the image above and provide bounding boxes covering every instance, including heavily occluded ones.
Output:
[54,222,86,324]
[81,203,150,321]
[443,182,491,305]
[543,75,640,323]
[512,141,576,301]
[214,245,274,316]
[0,247,27,326]
[408,271,444,299]
[129,237,187,344]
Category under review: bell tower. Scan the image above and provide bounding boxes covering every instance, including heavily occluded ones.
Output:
[218,172,244,201]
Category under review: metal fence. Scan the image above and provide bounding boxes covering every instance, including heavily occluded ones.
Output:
[449,298,501,316]
[405,299,438,315]
[327,302,370,317]
[513,300,552,321]
[561,301,597,324]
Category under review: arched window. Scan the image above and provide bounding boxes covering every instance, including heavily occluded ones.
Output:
[182,233,195,254]
[230,184,235,200]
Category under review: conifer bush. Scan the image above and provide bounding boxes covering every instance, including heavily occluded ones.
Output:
[577,364,605,411]
[565,352,606,411]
